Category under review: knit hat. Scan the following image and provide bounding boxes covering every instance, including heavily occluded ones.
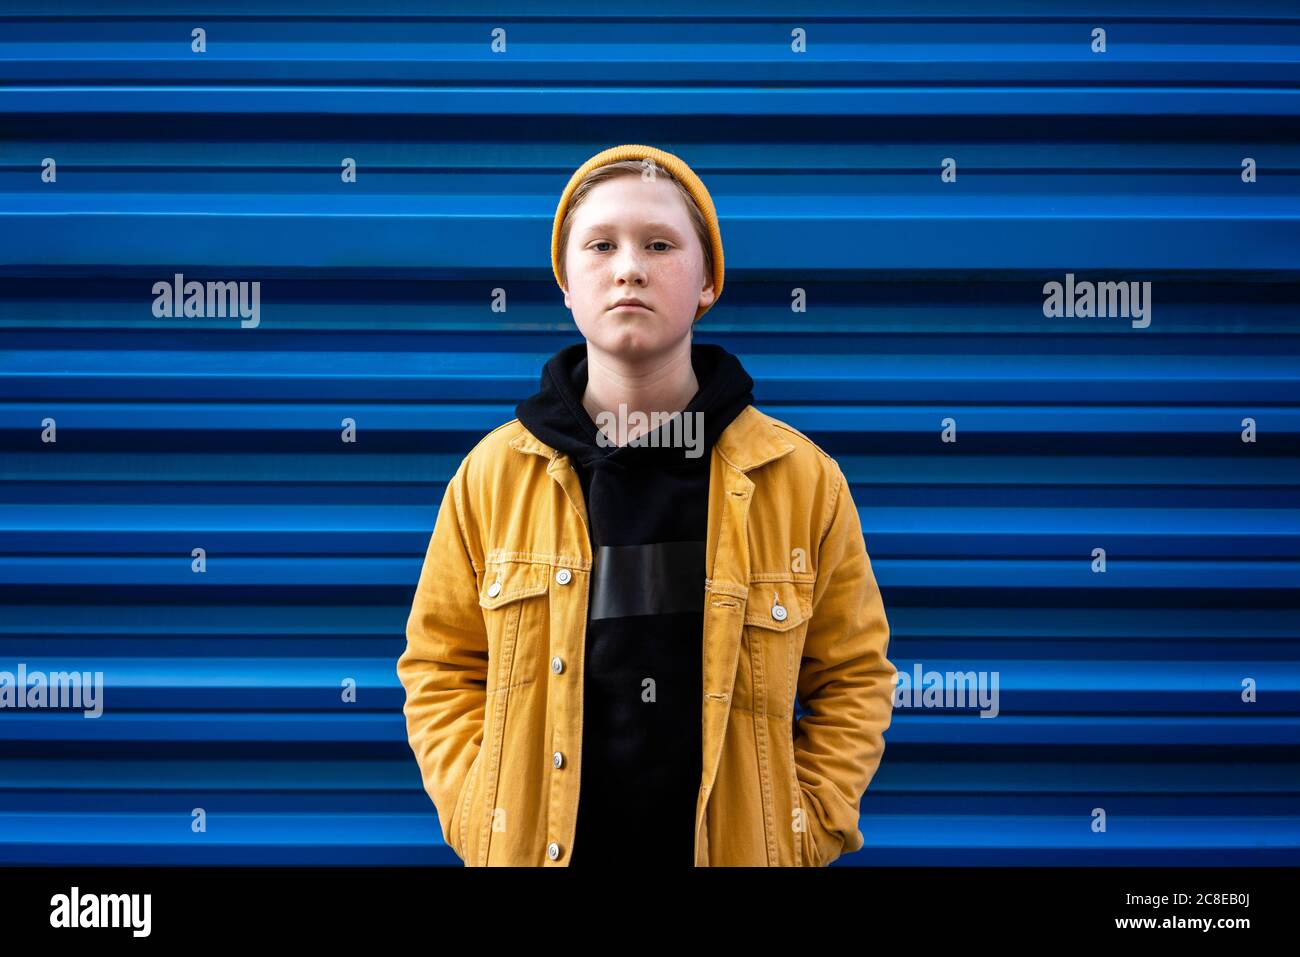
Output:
[551,144,724,322]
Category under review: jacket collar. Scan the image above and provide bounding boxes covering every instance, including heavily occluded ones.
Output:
[510,404,795,474]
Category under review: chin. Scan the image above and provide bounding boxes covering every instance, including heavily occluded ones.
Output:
[587,318,669,354]
[576,311,690,356]
[597,331,662,357]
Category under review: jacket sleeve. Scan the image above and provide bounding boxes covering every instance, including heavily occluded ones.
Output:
[396,454,489,861]
[794,461,896,866]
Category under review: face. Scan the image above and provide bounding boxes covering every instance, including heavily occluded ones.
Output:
[563,173,715,361]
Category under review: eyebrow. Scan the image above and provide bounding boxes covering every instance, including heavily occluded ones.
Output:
[579,221,684,237]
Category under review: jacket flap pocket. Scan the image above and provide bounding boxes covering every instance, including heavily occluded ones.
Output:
[744,579,809,632]
[479,561,550,609]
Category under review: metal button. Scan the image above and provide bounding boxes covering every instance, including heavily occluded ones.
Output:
[771,593,788,622]
[487,580,502,599]
[551,656,564,674]
[547,841,561,861]
[552,750,564,769]
[555,568,572,585]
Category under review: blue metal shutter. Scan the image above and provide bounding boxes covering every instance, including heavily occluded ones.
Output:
[0,1,1297,865]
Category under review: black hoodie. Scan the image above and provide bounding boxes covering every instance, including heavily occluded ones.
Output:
[515,340,754,866]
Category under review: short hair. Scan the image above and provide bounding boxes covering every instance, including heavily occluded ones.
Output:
[556,158,714,323]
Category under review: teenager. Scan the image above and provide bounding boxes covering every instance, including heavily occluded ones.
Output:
[398,144,896,866]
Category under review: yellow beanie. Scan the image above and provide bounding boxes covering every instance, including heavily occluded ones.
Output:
[551,144,724,322]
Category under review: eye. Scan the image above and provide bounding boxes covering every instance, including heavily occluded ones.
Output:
[589,240,672,253]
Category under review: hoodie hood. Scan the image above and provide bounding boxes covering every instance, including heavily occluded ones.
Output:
[515,341,754,474]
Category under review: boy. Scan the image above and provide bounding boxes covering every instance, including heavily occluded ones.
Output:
[397,144,896,867]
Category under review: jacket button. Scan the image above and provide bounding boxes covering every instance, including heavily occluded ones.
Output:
[771,593,788,622]
[552,750,564,769]
[555,568,572,585]
[547,841,561,861]
[487,580,502,598]
[551,656,564,674]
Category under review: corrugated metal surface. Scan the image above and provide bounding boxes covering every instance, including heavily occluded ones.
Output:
[1,1,1297,866]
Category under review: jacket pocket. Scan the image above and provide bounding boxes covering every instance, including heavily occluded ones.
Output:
[738,578,812,717]
[797,783,845,867]
[478,559,551,693]
[448,745,483,863]
[796,785,819,867]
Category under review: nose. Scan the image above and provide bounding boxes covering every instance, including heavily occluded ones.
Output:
[612,248,647,286]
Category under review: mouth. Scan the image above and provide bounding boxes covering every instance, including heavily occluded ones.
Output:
[610,301,651,312]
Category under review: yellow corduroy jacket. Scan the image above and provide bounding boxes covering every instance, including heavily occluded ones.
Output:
[397,403,896,866]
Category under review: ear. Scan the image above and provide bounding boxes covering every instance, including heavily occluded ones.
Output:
[697,279,716,310]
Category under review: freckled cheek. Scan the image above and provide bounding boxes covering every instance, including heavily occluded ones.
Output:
[660,262,704,307]
[659,258,693,280]
[572,257,697,303]
[569,263,604,305]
